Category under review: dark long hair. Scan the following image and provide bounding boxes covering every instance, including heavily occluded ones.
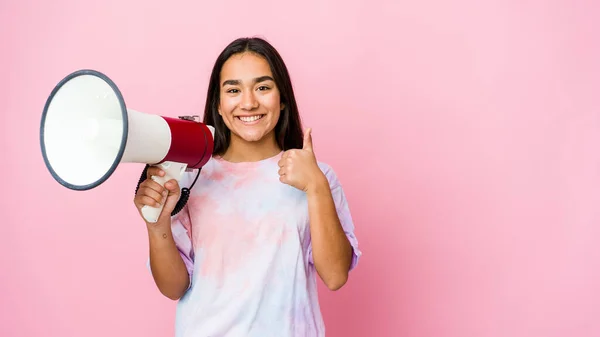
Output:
[202,37,304,155]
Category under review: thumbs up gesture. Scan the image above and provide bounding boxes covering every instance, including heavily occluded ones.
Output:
[278,128,326,192]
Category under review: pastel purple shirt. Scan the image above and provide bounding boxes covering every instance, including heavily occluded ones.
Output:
[149,152,361,336]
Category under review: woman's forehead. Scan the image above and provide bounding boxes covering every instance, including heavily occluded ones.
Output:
[221,52,273,82]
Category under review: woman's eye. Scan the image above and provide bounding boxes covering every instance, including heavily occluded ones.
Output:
[257,86,270,91]
[227,89,239,93]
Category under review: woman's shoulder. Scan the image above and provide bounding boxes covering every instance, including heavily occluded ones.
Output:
[317,161,334,174]
[316,161,342,188]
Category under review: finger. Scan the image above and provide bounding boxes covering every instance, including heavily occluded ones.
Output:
[138,186,164,205]
[146,166,165,179]
[134,188,165,209]
[140,179,166,195]
[283,150,296,159]
[161,180,181,216]
[136,195,163,208]
[164,179,180,195]
[278,159,284,167]
[303,128,313,152]
[278,167,286,176]
[279,174,289,184]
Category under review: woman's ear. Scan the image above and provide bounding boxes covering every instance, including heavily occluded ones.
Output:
[280,102,285,111]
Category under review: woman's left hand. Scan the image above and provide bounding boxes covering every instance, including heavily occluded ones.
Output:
[278,128,326,192]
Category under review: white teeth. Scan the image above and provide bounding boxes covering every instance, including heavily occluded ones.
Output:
[239,115,262,122]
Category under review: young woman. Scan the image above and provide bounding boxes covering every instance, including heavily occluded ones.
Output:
[134,37,361,337]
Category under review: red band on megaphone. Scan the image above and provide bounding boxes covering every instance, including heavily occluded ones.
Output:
[161,117,214,169]
[193,123,215,168]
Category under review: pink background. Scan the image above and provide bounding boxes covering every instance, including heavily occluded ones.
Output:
[2,0,600,336]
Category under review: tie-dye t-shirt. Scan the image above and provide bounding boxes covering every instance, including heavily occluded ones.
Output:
[150,151,361,337]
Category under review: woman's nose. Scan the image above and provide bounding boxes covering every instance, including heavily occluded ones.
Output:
[240,91,258,110]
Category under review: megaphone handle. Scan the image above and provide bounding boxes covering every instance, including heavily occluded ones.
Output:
[141,161,188,223]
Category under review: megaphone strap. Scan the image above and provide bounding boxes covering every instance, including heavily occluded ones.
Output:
[135,164,201,217]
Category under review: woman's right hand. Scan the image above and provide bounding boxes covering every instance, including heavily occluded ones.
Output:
[134,165,181,227]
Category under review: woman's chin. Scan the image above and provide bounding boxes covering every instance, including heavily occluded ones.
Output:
[233,130,273,144]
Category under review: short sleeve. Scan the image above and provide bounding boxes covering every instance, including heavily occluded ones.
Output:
[146,172,196,287]
[307,163,362,271]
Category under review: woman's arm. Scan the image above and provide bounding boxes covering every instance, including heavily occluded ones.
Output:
[306,176,354,290]
[147,223,190,300]
[136,167,192,300]
[277,128,360,290]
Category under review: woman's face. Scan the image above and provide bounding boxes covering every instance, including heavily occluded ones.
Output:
[218,52,284,145]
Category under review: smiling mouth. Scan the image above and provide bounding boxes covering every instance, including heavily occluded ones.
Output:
[236,115,265,123]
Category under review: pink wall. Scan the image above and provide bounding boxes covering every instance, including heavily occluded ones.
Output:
[2,0,600,336]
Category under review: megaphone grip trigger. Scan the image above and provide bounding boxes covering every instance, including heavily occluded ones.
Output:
[139,161,188,223]
[135,164,201,219]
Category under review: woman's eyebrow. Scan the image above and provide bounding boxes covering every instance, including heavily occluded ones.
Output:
[222,76,275,86]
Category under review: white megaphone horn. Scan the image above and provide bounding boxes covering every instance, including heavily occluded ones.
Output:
[40,69,215,223]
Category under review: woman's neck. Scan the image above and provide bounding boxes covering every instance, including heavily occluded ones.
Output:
[220,132,281,163]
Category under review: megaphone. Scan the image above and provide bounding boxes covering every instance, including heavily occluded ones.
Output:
[40,69,215,223]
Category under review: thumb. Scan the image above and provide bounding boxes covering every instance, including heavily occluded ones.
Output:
[160,180,181,217]
[303,128,313,151]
